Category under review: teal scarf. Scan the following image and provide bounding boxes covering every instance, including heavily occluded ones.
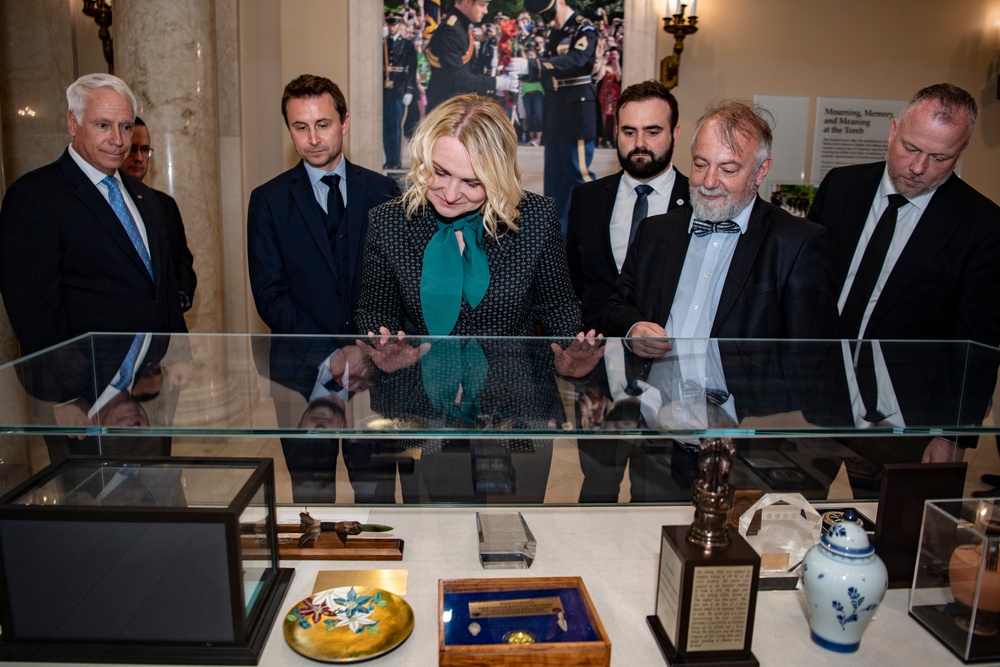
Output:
[419,210,490,335]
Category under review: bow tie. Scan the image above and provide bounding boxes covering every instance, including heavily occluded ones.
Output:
[692,219,740,236]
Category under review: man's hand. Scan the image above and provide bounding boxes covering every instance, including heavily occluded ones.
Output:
[54,397,92,440]
[402,93,413,107]
[921,436,965,463]
[328,344,374,393]
[551,330,605,378]
[627,322,674,358]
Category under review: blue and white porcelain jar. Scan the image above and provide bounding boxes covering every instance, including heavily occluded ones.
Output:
[801,520,888,652]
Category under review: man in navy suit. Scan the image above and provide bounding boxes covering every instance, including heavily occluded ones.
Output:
[808,83,1000,469]
[0,74,186,464]
[0,73,186,355]
[247,74,399,502]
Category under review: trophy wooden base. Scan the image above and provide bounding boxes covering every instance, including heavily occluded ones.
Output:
[648,525,760,667]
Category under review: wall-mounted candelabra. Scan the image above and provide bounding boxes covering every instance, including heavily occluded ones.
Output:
[82,0,114,75]
[660,0,699,90]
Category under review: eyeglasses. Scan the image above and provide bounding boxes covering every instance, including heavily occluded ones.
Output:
[129,145,154,157]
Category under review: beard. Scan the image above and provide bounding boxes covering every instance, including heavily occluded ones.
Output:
[618,142,674,180]
[689,175,760,222]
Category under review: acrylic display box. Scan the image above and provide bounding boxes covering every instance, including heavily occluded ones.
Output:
[439,576,610,667]
[910,498,1000,663]
[0,456,293,665]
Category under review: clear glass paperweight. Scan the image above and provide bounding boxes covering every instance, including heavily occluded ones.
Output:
[477,511,536,569]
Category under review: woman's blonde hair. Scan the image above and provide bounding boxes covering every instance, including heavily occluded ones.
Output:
[401,94,523,239]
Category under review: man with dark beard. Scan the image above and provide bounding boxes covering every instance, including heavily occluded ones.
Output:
[566,80,689,331]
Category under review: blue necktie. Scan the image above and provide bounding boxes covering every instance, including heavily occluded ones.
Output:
[113,333,147,391]
[628,184,654,248]
[102,176,153,278]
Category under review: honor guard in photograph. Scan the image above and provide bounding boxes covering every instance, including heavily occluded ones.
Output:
[383,12,418,169]
[424,0,518,113]
[511,0,598,236]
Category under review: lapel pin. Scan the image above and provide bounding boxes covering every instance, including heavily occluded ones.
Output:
[676,198,685,206]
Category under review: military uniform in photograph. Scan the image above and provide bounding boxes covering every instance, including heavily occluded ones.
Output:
[425,9,497,112]
[520,1,598,236]
[383,14,418,169]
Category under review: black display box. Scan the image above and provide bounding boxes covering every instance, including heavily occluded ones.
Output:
[0,456,293,664]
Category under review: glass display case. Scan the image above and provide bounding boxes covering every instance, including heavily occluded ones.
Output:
[911,498,1000,663]
[0,333,996,506]
[0,456,293,664]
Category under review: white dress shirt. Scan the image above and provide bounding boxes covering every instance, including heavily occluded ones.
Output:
[610,167,678,271]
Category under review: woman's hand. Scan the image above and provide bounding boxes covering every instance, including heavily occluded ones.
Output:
[551,330,606,378]
[359,327,430,373]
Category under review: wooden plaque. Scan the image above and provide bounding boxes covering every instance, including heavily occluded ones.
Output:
[438,577,610,667]
[647,525,760,667]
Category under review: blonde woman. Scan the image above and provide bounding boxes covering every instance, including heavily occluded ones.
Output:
[356,94,602,376]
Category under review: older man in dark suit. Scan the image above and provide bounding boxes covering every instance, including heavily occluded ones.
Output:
[0,74,186,464]
[247,74,399,502]
[601,100,838,501]
[0,73,186,355]
[808,83,1000,467]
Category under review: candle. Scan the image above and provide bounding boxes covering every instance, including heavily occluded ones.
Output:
[691,0,698,17]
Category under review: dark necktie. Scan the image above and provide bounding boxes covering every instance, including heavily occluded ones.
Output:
[628,184,654,247]
[840,193,908,338]
[691,219,741,237]
[321,173,345,243]
[102,176,153,278]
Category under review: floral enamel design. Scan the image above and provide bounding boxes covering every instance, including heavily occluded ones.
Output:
[286,586,390,634]
[831,587,878,630]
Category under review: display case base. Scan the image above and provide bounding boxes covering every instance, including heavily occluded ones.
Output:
[0,568,293,665]
[647,614,759,667]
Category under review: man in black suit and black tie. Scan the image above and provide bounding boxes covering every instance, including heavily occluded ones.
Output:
[247,74,399,502]
[599,100,838,501]
[808,83,1000,467]
[567,79,689,332]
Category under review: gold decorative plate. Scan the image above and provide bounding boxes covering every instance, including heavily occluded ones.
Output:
[283,586,414,663]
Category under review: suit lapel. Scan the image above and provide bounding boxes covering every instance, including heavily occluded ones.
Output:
[121,176,159,285]
[598,173,622,274]
[650,213,691,326]
[831,165,881,286]
[714,197,768,334]
[865,174,965,335]
[344,160,368,280]
[289,162,338,275]
[667,167,688,210]
[60,153,153,283]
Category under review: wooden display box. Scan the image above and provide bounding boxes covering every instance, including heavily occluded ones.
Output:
[438,577,610,667]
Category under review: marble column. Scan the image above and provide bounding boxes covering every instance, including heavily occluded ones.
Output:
[114,0,226,333]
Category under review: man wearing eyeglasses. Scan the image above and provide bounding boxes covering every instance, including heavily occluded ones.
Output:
[121,117,197,314]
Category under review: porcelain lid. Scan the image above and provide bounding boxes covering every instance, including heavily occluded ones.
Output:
[820,520,874,557]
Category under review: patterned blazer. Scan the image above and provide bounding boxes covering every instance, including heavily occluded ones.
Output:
[356,191,582,338]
